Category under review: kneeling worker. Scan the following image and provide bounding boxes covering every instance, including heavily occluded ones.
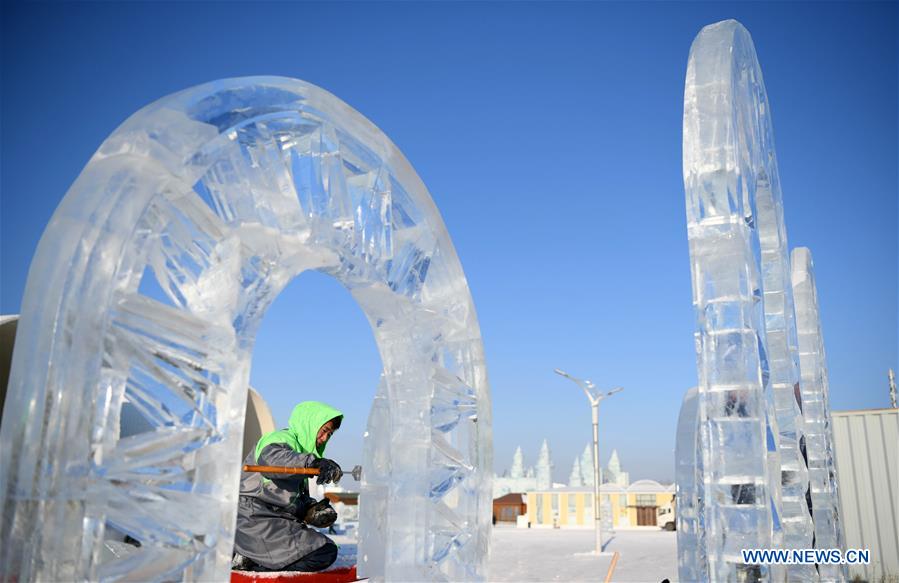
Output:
[232,401,345,572]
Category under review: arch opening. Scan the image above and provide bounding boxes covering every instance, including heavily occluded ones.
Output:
[246,269,382,473]
[0,77,492,582]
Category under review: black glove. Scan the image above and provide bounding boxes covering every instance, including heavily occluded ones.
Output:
[310,457,343,485]
[303,498,338,528]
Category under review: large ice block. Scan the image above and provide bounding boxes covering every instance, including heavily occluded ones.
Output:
[0,77,491,582]
[683,20,786,581]
[791,247,846,581]
[754,101,814,580]
[675,387,707,582]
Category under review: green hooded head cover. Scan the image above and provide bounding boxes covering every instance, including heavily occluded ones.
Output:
[254,401,344,462]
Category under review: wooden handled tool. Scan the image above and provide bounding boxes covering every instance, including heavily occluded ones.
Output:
[243,465,317,475]
[242,464,363,481]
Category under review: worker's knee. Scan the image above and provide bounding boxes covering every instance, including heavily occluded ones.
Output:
[287,541,338,572]
[316,541,339,568]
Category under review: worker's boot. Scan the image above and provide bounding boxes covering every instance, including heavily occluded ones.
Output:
[231,551,256,571]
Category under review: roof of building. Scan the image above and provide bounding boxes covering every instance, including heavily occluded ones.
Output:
[529,483,623,493]
[528,480,674,494]
[832,408,899,416]
[324,492,359,505]
[627,479,670,493]
[493,493,526,504]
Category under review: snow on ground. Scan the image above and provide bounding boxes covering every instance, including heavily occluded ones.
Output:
[329,533,358,569]
[489,525,677,582]
[603,529,678,582]
[488,527,613,581]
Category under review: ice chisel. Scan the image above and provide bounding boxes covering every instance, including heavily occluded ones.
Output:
[242,464,363,481]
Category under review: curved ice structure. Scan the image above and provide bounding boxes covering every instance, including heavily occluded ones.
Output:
[791,247,847,581]
[0,77,492,582]
[682,20,790,581]
[674,387,706,582]
[681,22,850,581]
[753,82,814,581]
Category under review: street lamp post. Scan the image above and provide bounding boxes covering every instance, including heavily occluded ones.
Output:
[554,368,623,555]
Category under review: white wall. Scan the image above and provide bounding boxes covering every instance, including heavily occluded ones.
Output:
[832,408,899,581]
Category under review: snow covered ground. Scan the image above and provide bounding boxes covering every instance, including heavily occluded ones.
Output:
[489,526,677,582]
[327,523,677,581]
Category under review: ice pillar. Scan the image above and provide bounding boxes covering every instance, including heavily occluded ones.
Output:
[682,19,786,581]
[791,247,847,581]
[675,387,707,582]
[755,126,815,582]
[0,77,491,582]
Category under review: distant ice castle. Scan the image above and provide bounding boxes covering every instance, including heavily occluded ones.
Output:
[494,440,630,497]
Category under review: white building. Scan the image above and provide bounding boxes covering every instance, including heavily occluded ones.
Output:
[832,408,898,581]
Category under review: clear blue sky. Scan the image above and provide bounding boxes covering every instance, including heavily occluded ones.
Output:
[2,2,896,483]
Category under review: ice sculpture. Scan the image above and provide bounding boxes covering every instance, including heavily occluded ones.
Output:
[580,444,595,487]
[675,387,706,582]
[682,19,788,581]
[606,450,629,486]
[510,446,525,479]
[568,457,583,487]
[754,94,814,580]
[791,247,846,580]
[0,77,492,582]
[535,439,553,490]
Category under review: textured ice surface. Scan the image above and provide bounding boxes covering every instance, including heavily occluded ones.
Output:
[791,247,847,581]
[682,20,788,581]
[753,88,814,578]
[0,77,491,582]
[675,388,706,582]
[680,20,847,583]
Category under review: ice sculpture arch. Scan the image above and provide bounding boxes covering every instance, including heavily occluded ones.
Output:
[0,77,492,582]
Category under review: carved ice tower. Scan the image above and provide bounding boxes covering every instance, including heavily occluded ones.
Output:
[679,19,844,582]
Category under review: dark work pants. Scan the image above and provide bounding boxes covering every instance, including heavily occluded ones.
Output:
[282,541,339,572]
[244,541,338,572]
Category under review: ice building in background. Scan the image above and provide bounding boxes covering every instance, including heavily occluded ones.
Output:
[580,444,595,487]
[565,445,630,488]
[493,445,539,497]
[0,77,492,582]
[679,20,844,582]
[535,440,553,491]
[605,450,629,487]
[510,446,525,479]
[568,457,583,488]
